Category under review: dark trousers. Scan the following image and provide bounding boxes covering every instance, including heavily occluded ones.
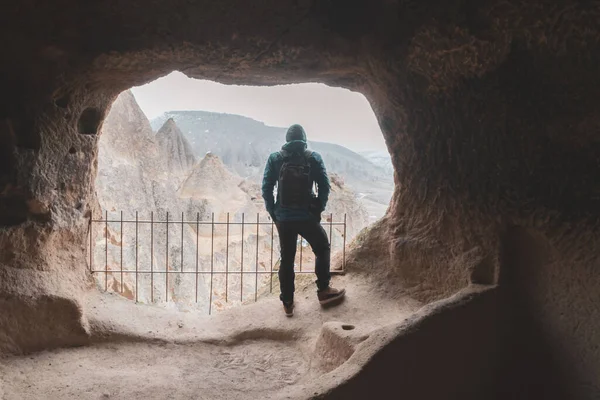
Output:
[275,219,331,303]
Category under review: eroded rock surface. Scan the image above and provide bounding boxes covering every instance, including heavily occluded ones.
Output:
[155,118,196,186]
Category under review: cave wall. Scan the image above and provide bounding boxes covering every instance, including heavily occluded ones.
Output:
[501,226,600,398]
[1,0,600,397]
[315,286,564,400]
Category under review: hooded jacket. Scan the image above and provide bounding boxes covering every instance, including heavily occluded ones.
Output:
[262,139,330,222]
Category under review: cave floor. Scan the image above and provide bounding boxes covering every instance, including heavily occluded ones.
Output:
[0,275,419,400]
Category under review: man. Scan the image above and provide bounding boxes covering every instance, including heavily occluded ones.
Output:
[262,124,346,317]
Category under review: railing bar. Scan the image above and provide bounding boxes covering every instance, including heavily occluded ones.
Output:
[225,212,229,303]
[166,211,169,302]
[92,212,344,309]
[270,219,274,293]
[299,234,303,272]
[120,210,124,294]
[89,213,93,273]
[343,213,347,271]
[255,213,259,302]
[150,211,154,303]
[105,210,108,292]
[91,270,345,275]
[92,219,345,226]
[240,213,244,303]
[209,212,214,315]
[135,211,139,303]
[329,212,333,247]
[195,212,199,304]
[181,212,184,275]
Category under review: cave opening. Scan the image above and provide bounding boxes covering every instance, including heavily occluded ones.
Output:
[6,1,600,398]
[92,71,393,313]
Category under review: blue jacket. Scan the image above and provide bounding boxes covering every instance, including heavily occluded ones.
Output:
[262,140,330,222]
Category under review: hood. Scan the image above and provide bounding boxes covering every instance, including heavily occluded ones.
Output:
[281,140,307,154]
[286,124,307,142]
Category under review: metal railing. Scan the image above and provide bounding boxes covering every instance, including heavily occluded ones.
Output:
[88,211,347,314]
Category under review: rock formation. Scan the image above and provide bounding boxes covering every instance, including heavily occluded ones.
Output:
[179,152,257,221]
[1,1,600,399]
[324,173,369,242]
[95,91,209,309]
[155,118,195,185]
[96,90,165,212]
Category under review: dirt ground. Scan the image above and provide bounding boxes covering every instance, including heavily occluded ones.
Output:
[0,274,419,400]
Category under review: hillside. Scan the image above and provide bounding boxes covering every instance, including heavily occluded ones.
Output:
[359,150,394,176]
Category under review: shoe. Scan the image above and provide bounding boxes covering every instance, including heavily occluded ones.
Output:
[317,287,346,306]
[283,302,294,317]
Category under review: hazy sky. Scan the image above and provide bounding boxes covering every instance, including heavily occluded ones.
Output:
[131,71,386,152]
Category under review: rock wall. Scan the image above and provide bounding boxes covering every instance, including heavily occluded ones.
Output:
[0,0,599,397]
[295,285,568,400]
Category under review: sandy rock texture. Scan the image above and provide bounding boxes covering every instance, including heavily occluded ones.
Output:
[0,274,420,400]
[0,0,600,398]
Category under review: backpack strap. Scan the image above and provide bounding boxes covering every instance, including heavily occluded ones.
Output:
[279,149,312,164]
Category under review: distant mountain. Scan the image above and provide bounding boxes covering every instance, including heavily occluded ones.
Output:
[151,111,393,211]
[151,111,282,180]
[359,150,394,176]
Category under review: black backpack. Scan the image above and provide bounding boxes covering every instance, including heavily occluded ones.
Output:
[277,149,313,209]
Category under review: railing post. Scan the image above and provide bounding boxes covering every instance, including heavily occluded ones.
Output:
[195,212,199,303]
[343,213,347,271]
[329,212,333,247]
[255,213,259,302]
[181,212,184,275]
[150,211,154,303]
[225,212,229,303]
[209,212,214,314]
[240,213,244,302]
[105,210,108,292]
[135,211,139,302]
[120,210,123,293]
[89,212,93,273]
[299,233,303,272]
[270,218,274,293]
[166,211,169,302]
